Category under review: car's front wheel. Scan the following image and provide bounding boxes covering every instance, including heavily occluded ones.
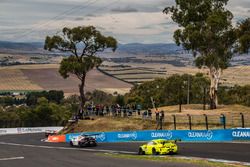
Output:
[138,148,145,155]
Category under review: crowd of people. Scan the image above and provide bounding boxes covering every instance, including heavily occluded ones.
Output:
[74,104,165,130]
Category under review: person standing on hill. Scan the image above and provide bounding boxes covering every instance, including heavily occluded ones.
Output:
[155,108,160,130]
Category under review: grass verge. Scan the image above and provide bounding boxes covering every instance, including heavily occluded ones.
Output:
[99,153,249,167]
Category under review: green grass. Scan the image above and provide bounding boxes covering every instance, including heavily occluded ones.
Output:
[99,153,248,167]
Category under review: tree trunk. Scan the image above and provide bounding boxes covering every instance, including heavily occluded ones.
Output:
[208,67,221,110]
[79,74,86,115]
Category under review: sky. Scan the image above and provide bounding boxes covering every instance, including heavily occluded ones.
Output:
[0,0,249,44]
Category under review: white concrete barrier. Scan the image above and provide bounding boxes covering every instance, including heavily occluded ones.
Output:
[0,127,63,135]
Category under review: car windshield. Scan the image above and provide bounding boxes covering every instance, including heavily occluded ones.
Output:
[160,141,169,144]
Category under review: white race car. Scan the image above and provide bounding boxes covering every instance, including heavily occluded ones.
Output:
[70,134,97,147]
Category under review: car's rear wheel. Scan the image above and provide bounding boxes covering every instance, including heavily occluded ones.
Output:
[91,142,97,147]
[138,148,145,155]
[152,148,158,155]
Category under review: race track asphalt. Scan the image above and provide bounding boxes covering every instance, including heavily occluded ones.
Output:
[0,133,250,167]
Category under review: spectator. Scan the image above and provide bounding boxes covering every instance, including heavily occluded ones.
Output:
[155,108,160,130]
[148,108,152,119]
[159,110,165,130]
[122,106,127,117]
[142,110,147,119]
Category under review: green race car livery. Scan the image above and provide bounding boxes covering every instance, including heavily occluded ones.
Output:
[138,139,178,155]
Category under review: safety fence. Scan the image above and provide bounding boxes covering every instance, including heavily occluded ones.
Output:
[163,112,250,130]
[63,128,250,143]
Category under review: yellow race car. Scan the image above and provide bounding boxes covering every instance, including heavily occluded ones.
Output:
[138,139,178,155]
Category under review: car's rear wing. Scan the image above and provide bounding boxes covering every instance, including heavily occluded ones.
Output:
[164,139,181,143]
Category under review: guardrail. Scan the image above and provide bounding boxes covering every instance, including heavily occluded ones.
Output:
[64,128,250,143]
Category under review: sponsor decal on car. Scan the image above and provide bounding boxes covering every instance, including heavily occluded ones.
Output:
[151,131,172,139]
[188,130,213,140]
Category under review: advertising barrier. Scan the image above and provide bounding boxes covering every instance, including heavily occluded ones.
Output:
[65,129,248,143]
[0,127,64,135]
[232,128,250,140]
[47,135,66,142]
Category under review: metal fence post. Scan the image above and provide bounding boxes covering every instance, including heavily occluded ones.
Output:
[240,113,245,128]
[187,114,192,130]
[172,115,176,130]
[220,114,226,129]
[204,114,208,130]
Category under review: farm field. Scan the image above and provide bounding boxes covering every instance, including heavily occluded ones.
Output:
[99,62,250,86]
[0,64,132,96]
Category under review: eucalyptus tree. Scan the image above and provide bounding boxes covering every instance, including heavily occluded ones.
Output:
[164,0,250,109]
[44,26,117,110]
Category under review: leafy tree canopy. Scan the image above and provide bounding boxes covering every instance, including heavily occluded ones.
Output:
[44,26,117,109]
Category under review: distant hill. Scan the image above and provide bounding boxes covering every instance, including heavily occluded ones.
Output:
[0,41,43,51]
[0,41,182,55]
[117,43,183,55]
[0,41,249,66]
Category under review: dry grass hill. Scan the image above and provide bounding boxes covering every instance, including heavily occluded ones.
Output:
[61,104,250,133]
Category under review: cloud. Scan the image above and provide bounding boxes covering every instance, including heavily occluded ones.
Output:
[111,6,138,13]
[0,0,249,43]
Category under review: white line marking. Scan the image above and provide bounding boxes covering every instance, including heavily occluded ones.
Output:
[0,142,136,154]
[0,157,24,161]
